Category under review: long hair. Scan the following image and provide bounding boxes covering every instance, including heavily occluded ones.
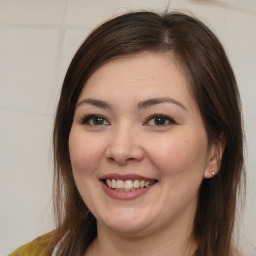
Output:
[48,11,245,256]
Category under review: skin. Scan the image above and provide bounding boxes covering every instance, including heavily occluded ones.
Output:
[69,52,223,256]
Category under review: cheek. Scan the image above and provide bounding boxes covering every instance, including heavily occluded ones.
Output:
[69,130,105,176]
[147,132,208,176]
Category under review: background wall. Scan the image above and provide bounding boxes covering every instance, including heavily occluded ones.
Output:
[0,0,255,255]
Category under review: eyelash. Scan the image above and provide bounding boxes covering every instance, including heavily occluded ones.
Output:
[80,114,110,126]
[145,114,176,126]
[80,114,176,127]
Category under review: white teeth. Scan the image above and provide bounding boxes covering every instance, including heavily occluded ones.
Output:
[145,181,150,187]
[111,179,117,188]
[134,180,140,188]
[139,180,145,188]
[124,180,133,189]
[116,180,124,189]
[105,179,155,191]
[106,179,112,187]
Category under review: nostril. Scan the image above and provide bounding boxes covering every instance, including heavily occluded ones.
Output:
[105,143,144,164]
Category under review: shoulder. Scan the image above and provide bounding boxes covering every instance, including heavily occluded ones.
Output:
[9,232,52,256]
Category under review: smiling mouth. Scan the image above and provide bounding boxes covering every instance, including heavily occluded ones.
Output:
[102,179,158,192]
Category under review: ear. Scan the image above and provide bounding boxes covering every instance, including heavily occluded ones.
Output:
[204,133,225,179]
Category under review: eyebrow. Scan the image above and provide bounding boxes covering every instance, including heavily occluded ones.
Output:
[138,97,187,111]
[76,98,111,108]
[76,97,187,111]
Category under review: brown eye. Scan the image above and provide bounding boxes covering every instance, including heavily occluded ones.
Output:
[92,117,105,125]
[154,117,168,125]
[146,114,175,126]
[81,115,109,126]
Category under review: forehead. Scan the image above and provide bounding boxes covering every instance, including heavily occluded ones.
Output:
[78,52,193,101]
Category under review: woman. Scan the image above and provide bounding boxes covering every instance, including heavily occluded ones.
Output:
[10,10,245,256]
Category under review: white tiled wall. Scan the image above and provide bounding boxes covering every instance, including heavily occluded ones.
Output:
[0,0,66,26]
[0,0,255,255]
[0,27,59,114]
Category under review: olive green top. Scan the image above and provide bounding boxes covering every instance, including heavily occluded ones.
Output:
[9,233,51,256]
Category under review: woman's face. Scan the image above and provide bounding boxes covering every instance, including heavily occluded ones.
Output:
[69,52,220,237]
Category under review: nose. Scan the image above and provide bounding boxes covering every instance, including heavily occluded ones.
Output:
[105,124,144,165]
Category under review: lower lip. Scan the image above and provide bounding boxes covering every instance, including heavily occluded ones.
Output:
[101,182,156,200]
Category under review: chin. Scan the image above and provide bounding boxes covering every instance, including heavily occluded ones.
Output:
[97,208,154,235]
[103,221,151,236]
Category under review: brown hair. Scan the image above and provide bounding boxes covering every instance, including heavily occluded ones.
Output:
[48,11,245,256]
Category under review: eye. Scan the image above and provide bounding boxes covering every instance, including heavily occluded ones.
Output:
[145,114,176,126]
[80,114,110,126]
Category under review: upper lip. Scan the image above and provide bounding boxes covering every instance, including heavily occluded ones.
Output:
[99,173,157,181]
